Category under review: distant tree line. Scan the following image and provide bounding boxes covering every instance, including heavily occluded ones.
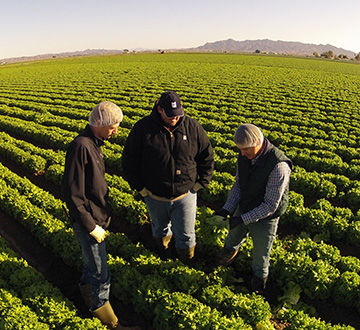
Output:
[254,49,359,61]
[313,51,360,61]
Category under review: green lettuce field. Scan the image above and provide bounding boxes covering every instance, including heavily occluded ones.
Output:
[0,53,360,329]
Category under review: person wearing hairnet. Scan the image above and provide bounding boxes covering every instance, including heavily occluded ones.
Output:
[214,123,292,295]
[62,102,139,329]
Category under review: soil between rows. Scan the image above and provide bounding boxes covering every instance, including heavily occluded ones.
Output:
[0,155,359,329]
[0,155,152,328]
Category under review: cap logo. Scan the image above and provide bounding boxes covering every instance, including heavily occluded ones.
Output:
[171,101,177,108]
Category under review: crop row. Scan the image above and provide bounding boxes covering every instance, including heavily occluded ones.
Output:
[2,91,360,163]
[0,125,360,245]
[0,105,358,189]
[1,59,360,158]
[283,192,360,245]
[1,128,359,247]
[0,115,125,170]
[0,236,106,329]
[0,163,264,329]
[1,55,359,129]
[1,53,360,329]
[0,160,357,329]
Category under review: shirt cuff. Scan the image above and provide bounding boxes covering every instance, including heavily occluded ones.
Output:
[241,213,254,225]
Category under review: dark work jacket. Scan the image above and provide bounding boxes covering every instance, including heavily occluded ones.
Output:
[62,124,112,233]
[122,105,214,199]
[237,138,292,219]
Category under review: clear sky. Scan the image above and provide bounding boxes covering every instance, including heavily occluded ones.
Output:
[1,0,359,59]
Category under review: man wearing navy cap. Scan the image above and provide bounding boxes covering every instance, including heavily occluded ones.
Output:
[122,91,214,263]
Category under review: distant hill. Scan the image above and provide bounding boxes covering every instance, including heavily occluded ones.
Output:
[185,38,356,58]
[1,39,357,64]
[0,49,125,64]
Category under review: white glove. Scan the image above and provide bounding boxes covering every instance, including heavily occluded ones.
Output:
[89,225,107,243]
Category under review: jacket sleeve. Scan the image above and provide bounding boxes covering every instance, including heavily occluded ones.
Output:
[195,123,214,188]
[62,142,96,232]
[122,124,145,191]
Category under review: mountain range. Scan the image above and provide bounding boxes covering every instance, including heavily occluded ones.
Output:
[184,38,356,58]
[1,39,357,64]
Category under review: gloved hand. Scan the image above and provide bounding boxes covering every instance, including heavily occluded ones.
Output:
[213,208,230,221]
[229,216,243,229]
[139,187,149,197]
[191,182,203,193]
[89,225,107,243]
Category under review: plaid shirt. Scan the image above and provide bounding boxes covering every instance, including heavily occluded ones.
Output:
[223,157,291,225]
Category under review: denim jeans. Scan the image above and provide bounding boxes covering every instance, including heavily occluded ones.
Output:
[224,217,279,279]
[72,222,110,311]
[144,191,197,250]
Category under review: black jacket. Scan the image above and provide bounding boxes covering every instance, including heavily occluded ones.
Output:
[62,124,112,233]
[122,106,214,199]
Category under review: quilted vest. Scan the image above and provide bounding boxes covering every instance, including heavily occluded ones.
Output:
[236,139,292,219]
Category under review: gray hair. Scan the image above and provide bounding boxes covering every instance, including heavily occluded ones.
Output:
[89,101,123,127]
[234,123,264,148]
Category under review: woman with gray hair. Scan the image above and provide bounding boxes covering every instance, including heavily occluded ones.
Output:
[214,123,292,295]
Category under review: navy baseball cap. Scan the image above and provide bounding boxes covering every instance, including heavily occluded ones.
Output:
[158,91,184,118]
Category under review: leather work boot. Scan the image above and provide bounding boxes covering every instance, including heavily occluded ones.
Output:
[217,247,238,267]
[154,234,173,258]
[176,244,196,265]
[251,275,268,295]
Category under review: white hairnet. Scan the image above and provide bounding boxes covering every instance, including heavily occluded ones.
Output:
[234,123,264,148]
[89,101,123,127]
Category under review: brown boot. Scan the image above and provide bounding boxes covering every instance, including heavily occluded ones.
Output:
[217,247,238,267]
[154,234,173,258]
[251,275,268,295]
[176,244,196,264]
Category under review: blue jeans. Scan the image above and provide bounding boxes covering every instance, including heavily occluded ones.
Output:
[144,191,197,250]
[72,222,110,311]
[224,217,279,279]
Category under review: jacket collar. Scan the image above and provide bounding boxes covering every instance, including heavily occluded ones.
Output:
[251,138,272,167]
[82,124,105,147]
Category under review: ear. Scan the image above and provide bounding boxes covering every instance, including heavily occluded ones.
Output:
[157,105,163,114]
